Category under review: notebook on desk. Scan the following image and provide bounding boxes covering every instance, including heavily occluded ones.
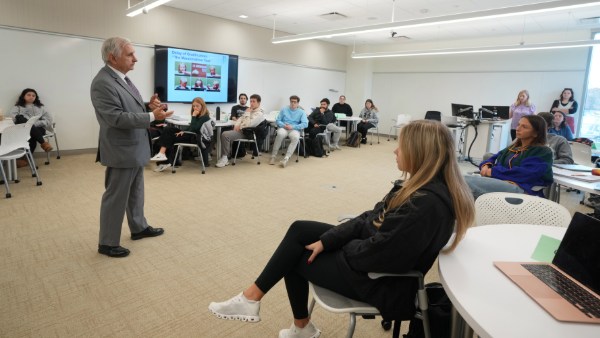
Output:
[553,164,594,172]
[494,212,600,323]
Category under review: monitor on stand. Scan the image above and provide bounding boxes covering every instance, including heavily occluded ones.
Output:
[451,103,474,118]
[481,105,510,120]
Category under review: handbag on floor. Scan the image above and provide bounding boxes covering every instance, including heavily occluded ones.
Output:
[346,131,361,147]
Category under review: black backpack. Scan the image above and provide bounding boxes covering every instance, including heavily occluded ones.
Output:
[308,137,325,157]
[403,283,451,338]
[346,131,361,147]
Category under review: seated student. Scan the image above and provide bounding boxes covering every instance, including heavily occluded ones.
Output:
[357,99,379,144]
[307,98,344,150]
[269,95,308,168]
[216,94,265,168]
[208,120,475,337]
[548,111,574,141]
[464,115,553,200]
[8,88,54,167]
[538,112,574,164]
[230,93,248,121]
[150,97,211,172]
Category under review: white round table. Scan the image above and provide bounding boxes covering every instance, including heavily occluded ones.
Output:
[438,224,599,338]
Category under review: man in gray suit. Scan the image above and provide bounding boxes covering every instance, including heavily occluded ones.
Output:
[90,37,172,258]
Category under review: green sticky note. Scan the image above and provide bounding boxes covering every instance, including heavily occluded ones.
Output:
[531,234,562,262]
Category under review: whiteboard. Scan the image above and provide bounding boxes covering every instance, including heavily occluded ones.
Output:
[372,71,585,137]
[0,27,345,151]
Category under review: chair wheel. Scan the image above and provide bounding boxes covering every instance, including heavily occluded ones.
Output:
[6,193,11,198]
[201,171,205,174]
[45,161,49,165]
[15,180,20,184]
[171,171,176,174]
[257,162,260,165]
[56,156,61,159]
[381,320,392,331]
[232,162,236,166]
[32,174,37,177]
[37,182,42,186]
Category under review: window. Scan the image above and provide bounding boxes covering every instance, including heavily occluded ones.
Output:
[579,32,600,144]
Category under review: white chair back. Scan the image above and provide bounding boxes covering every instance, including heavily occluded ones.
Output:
[570,142,593,166]
[268,110,279,120]
[475,192,571,227]
[395,114,411,126]
[0,124,28,156]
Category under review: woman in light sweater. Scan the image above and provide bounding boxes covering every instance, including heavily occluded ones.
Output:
[357,99,379,144]
[508,89,536,140]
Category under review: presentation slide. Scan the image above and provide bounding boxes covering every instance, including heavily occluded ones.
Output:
[161,47,230,103]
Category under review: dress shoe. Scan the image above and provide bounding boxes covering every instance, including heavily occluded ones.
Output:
[40,141,53,152]
[131,226,164,240]
[98,245,130,258]
[16,159,29,168]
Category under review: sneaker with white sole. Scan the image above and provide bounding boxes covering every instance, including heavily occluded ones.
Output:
[153,163,171,172]
[279,157,289,168]
[216,156,230,168]
[333,144,342,150]
[279,322,321,338]
[208,292,261,322]
[269,157,276,165]
[150,153,168,162]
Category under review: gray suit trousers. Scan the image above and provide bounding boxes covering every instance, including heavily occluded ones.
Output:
[99,166,149,246]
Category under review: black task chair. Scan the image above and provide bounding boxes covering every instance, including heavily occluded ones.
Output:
[424,111,442,121]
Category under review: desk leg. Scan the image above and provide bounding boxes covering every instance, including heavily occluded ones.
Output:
[215,126,222,163]
[450,305,474,338]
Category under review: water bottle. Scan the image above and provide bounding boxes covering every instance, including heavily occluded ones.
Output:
[216,106,221,121]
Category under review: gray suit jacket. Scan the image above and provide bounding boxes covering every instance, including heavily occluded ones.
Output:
[90,66,151,168]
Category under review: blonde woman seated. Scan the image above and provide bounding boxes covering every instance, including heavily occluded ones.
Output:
[150,97,211,172]
[465,115,553,200]
[208,120,475,338]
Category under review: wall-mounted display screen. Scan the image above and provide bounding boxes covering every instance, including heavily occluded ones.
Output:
[154,45,238,103]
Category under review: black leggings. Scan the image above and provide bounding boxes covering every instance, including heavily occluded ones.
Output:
[29,126,46,152]
[255,221,361,319]
[357,122,374,139]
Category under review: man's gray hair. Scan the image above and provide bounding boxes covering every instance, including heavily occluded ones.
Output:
[101,37,131,63]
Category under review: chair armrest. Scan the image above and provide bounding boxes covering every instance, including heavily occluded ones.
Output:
[337,214,356,222]
[368,270,425,288]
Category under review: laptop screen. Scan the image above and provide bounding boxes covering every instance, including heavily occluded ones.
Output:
[552,212,600,294]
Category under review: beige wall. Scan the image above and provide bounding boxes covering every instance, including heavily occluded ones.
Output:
[0,0,347,71]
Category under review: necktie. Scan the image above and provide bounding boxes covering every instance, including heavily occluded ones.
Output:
[124,76,141,100]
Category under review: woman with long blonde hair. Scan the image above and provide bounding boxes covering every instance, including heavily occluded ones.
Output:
[150,97,210,171]
[509,89,536,140]
[209,120,475,338]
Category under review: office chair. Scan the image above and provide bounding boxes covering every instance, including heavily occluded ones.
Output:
[424,111,441,121]
[309,271,431,338]
[43,122,61,165]
[474,192,571,227]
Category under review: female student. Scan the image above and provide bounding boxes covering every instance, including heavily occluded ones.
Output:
[465,115,553,200]
[208,120,475,338]
[550,87,578,134]
[357,99,379,144]
[8,88,54,167]
[548,111,574,141]
[150,97,211,172]
[508,89,536,140]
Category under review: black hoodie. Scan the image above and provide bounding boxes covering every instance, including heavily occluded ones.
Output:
[319,178,455,320]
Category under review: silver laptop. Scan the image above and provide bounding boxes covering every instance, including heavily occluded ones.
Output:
[495,212,600,323]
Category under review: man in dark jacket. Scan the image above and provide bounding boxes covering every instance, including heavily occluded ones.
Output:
[307,98,343,149]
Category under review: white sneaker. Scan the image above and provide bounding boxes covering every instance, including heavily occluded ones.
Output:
[279,157,289,168]
[279,322,321,338]
[216,156,230,168]
[269,157,276,165]
[150,153,167,162]
[153,163,171,172]
[208,292,261,322]
[333,144,342,150]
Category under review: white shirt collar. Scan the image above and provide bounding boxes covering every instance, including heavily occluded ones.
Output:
[107,64,127,81]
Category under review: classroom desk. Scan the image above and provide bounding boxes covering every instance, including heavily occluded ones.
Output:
[438,224,598,338]
[336,116,361,138]
[165,117,234,161]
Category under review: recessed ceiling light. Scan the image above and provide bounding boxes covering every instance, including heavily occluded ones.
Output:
[239,14,248,19]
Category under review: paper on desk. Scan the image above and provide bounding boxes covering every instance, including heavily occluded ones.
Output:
[531,234,561,262]
[553,167,600,182]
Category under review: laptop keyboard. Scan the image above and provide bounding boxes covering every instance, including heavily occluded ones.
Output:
[522,264,600,318]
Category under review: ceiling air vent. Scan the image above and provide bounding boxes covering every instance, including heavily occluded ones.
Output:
[319,12,348,21]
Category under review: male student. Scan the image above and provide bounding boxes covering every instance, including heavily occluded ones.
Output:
[270,95,308,168]
[307,98,343,150]
[332,95,353,127]
[230,93,248,121]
